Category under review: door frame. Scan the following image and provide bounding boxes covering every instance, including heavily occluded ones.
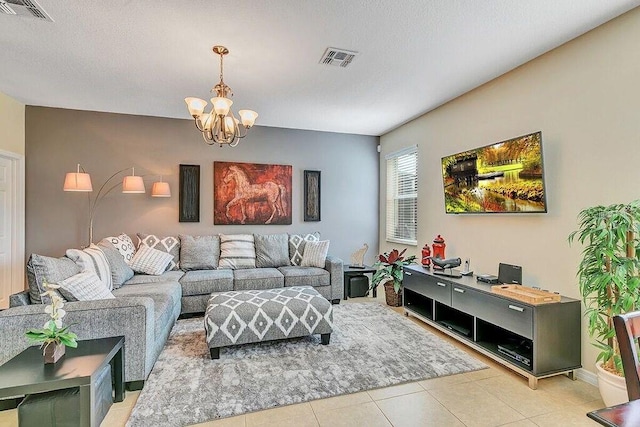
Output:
[0,149,25,307]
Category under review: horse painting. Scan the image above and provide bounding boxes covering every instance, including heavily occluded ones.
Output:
[214,162,292,225]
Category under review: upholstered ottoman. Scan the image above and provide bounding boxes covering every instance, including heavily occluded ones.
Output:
[205,286,333,359]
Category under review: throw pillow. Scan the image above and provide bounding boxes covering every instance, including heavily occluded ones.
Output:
[218,234,256,269]
[301,240,330,268]
[26,254,81,304]
[105,233,136,264]
[97,239,134,288]
[255,233,290,268]
[179,235,220,270]
[288,232,320,266]
[130,244,174,275]
[137,233,180,270]
[57,271,115,302]
[66,245,113,291]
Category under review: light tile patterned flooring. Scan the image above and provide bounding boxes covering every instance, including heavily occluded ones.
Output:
[0,294,602,427]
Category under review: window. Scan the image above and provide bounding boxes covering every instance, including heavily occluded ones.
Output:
[385,146,417,245]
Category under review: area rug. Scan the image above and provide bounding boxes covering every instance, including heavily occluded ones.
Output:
[127,303,486,426]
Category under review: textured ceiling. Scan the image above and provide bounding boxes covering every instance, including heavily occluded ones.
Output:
[1,1,638,136]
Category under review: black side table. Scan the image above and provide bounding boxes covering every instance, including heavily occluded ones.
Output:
[343,265,377,300]
[0,336,125,427]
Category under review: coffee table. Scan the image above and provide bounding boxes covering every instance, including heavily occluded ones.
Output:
[0,336,125,427]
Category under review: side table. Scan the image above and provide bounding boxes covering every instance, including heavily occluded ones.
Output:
[0,336,125,427]
[343,265,377,300]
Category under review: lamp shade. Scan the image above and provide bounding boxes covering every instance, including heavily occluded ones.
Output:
[122,175,145,193]
[238,110,258,128]
[63,172,93,192]
[211,97,233,116]
[151,181,171,197]
[185,97,207,117]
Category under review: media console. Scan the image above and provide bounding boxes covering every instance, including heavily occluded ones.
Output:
[403,265,581,389]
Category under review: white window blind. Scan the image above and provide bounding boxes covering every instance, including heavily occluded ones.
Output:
[385,146,417,245]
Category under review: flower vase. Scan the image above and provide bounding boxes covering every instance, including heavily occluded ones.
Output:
[43,342,65,364]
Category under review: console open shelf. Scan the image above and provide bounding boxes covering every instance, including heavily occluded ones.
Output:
[402,265,581,389]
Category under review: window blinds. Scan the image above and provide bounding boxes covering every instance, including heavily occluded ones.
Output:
[385,146,417,245]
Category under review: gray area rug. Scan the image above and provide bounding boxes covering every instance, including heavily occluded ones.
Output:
[127,303,486,426]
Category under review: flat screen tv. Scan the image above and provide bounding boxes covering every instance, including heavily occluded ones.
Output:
[441,131,547,214]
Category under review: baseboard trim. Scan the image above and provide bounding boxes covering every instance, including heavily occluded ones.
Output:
[577,367,597,386]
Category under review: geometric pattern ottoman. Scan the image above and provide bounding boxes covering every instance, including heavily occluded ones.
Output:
[204,286,333,359]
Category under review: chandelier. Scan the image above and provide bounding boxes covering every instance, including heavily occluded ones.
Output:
[185,45,258,147]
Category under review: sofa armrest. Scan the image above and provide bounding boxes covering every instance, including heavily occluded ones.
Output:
[9,290,30,307]
[0,297,155,383]
[325,255,344,301]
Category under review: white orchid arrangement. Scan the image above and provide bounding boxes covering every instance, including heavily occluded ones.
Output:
[25,281,78,349]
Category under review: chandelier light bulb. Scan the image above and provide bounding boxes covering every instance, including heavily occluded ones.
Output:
[185,97,207,117]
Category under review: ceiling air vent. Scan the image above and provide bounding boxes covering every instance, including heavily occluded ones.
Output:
[319,47,358,68]
[0,0,53,22]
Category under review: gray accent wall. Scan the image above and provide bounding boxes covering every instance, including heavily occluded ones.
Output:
[25,107,379,264]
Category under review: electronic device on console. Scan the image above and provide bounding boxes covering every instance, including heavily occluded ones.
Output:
[476,274,499,284]
[430,257,462,278]
[498,263,522,285]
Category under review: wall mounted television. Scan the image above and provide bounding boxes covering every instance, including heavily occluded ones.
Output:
[441,131,547,214]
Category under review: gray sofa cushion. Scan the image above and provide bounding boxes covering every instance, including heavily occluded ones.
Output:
[179,235,220,270]
[277,266,330,287]
[97,239,134,289]
[288,232,320,266]
[179,270,234,296]
[254,233,290,268]
[233,268,284,291]
[26,254,81,304]
[125,270,185,285]
[137,233,181,271]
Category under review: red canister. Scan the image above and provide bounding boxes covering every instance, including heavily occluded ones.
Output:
[421,244,431,267]
[432,235,446,260]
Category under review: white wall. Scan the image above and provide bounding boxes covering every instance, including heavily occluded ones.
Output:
[0,91,25,155]
[380,7,640,373]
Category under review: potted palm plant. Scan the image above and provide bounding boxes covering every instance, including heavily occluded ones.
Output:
[568,200,640,406]
[371,248,416,307]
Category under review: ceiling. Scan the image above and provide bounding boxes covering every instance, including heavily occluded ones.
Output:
[1,1,639,136]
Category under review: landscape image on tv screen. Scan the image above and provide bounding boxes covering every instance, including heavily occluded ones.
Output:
[441,131,547,214]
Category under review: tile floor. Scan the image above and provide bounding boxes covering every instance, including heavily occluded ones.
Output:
[0,294,603,427]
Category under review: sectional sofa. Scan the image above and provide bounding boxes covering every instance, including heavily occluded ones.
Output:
[0,232,343,388]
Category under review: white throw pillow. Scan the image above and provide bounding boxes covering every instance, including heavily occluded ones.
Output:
[130,244,174,275]
[106,233,137,264]
[218,234,256,269]
[57,271,115,301]
[66,244,114,291]
[300,240,330,268]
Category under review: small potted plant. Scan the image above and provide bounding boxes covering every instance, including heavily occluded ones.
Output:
[371,249,417,307]
[25,281,78,363]
[568,201,640,406]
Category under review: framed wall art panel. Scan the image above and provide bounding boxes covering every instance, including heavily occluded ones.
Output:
[304,170,321,222]
[179,164,200,222]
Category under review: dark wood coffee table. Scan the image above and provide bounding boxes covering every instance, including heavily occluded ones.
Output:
[0,336,125,427]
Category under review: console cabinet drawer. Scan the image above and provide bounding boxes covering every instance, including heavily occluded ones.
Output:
[451,286,533,339]
[403,269,451,305]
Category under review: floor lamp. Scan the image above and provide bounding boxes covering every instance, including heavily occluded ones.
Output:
[64,165,169,245]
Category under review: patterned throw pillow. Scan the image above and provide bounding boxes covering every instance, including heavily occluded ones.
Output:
[58,271,115,301]
[26,254,81,304]
[130,244,174,275]
[254,233,290,268]
[218,234,256,270]
[137,233,180,270]
[66,245,113,291]
[179,235,220,270]
[288,232,320,266]
[300,240,330,268]
[105,233,136,264]
[97,239,134,288]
